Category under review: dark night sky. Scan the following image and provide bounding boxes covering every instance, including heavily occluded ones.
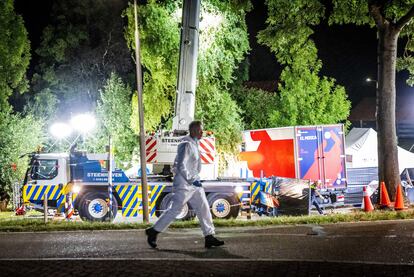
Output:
[14,0,413,107]
[246,0,411,106]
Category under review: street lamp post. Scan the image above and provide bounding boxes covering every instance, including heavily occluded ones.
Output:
[133,0,150,223]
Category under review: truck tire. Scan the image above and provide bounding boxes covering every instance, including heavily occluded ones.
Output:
[158,193,195,221]
[78,191,117,222]
[207,193,240,219]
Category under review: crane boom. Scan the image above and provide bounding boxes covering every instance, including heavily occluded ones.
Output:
[172,0,200,133]
[145,0,217,180]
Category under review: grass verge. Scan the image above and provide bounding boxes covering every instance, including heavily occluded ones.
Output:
[0,209,414,232]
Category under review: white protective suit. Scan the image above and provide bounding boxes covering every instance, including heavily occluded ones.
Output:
[153,136,215,236]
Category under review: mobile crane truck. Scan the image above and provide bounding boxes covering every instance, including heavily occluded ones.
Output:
[20,0,273,221]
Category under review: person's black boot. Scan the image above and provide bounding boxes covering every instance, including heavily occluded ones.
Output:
[205,235,224,248]
[145,227,159,248]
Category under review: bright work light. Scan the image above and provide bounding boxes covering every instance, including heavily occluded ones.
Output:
[234,186,244,194]
[72,184,81,194]
[70,113,96,134]
[50,123,73,139]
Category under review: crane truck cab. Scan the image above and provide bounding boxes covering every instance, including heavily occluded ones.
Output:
[29,153,69,187]
[24,151,121,221]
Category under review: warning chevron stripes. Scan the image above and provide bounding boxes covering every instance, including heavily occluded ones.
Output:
[145,137,157,151]
[200,137,215,151]
[199,138,215,164]
[145,136,157,163]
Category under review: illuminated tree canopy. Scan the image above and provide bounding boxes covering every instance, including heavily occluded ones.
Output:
[257,0,350,128]
[124,0,251,152]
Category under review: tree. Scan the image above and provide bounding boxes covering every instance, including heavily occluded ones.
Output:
[0,0,30,111]
[124,0,251,155]
[0,0,45,203]
[85,73,136,166]
[329,0,414,200]
[269,60,350,127]
[257,0,350,129]
[232,86,278,130]
[31,0,134,119]
[0,111,44,202]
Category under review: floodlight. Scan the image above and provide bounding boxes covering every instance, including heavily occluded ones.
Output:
[70,113,96,134]
[72,184,81,194]
[50,123,73,139]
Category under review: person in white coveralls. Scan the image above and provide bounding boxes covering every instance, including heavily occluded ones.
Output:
[145,121,224,249]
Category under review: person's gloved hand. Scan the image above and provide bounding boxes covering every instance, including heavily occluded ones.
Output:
[192,180,202,187]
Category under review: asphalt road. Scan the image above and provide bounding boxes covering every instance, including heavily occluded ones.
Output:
[2,220,414,276]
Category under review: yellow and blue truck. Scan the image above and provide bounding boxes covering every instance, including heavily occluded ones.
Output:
[21,150,273,221]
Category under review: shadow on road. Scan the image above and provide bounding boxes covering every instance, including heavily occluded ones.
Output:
[157,247,245,259]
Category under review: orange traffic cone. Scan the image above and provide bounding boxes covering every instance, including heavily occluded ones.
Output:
[380,182,391,209]
[394,184,405,211]
[363,186,374,212]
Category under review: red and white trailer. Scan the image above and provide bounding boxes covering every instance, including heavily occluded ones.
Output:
[240,124,347,190]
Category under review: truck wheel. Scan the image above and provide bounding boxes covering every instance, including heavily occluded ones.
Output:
[207,193,240,219]
[78,191,117,222]
[158,193,195,221]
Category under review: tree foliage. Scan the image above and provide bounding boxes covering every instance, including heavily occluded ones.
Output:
[0,0,43,200]
[329,1,414,85]
[232,86,278,130]
[32,0,134,119]
[124,0,251,152]
[0,0,30,111]
[0,111,44,199]
[258,0,324,66]
[125,2,179,131]
[257,0,350,127]
[270,61,350,127]
[94,73,138,164]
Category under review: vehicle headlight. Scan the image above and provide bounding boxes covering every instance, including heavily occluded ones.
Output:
[234,186,244,194]
[72,184,81,194]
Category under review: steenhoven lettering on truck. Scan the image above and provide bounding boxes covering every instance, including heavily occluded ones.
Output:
[87,173,123,177]
[161,138,182,143]
[161,139,181,144]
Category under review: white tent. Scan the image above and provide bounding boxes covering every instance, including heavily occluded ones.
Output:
[346,128,414,173]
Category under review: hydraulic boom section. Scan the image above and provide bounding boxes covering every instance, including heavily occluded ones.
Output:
[144,0,216,179]
[172,0,200,134]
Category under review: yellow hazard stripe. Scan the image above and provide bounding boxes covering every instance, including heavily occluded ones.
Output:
[51,185,59,200]
[138,201,143,215]
[149,185,166,216]
[119,185,129,199]
[22,186,28,202]
[122,206,139,217]
[122,207,132,216]
[34,186,43,200]
[26,185,35,200]
[265,182,271,194]
[150,185,165,206]
[251,182,260,200]
[123,187,135,206]
[44,186,52,199]
[115,184,168,218]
